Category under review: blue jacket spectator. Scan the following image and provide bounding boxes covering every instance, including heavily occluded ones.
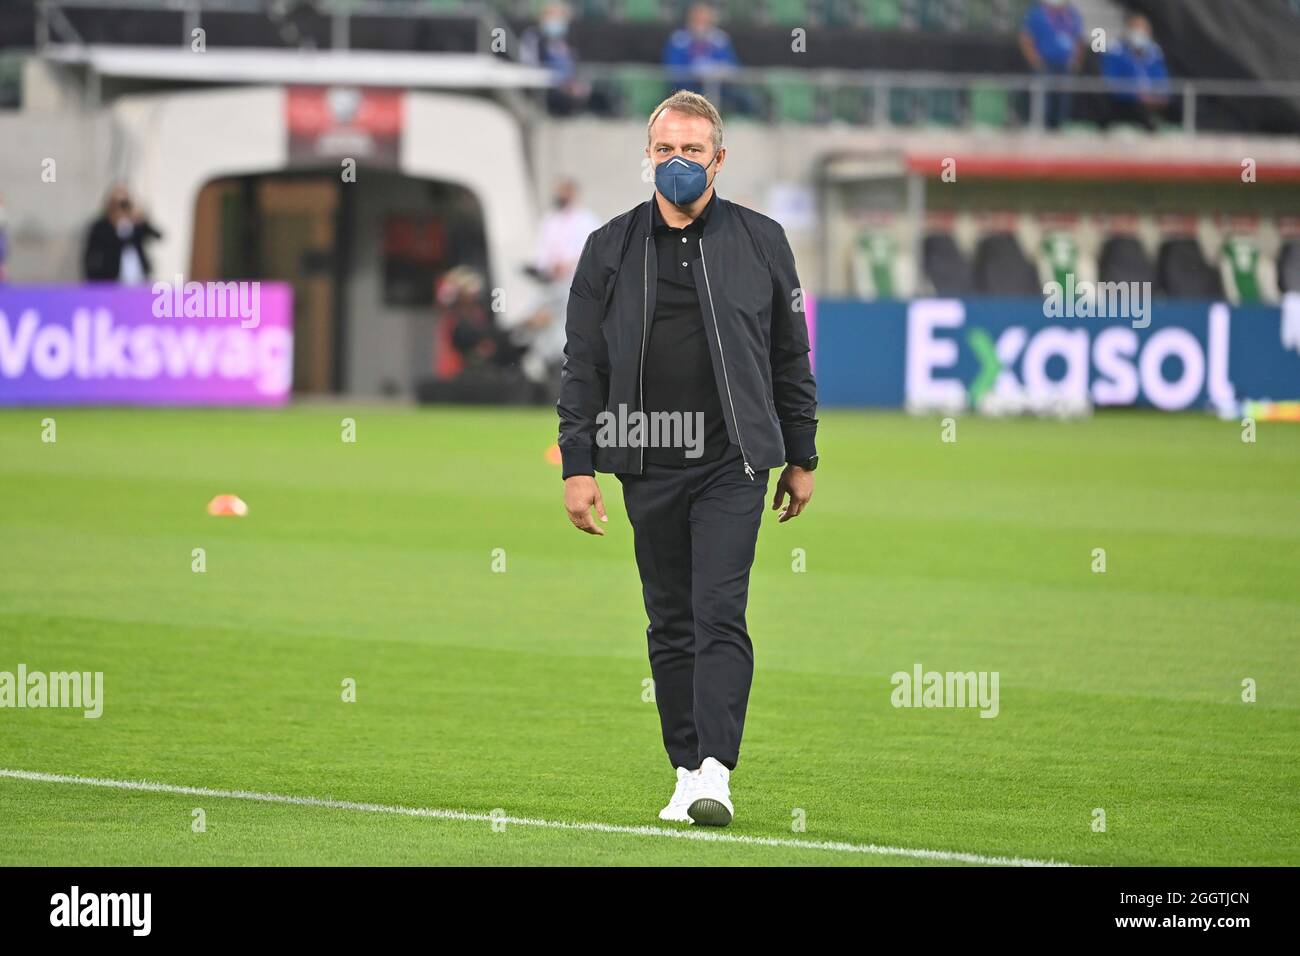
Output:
[1019,0,1085,128]
[1099,14,1171,130]
[661,4,759,116]
[662,4,740,77]
[1101,24,1170,103]
[1020,0,1085,71]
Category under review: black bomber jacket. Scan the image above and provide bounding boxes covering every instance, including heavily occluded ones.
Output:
[556,192,819,479]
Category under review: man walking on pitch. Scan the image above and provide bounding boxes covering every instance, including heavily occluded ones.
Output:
[556,91,819,827]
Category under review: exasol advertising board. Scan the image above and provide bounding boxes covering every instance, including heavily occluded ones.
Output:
[815,296,1300,413]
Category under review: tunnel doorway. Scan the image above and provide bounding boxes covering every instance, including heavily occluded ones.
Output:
[191,170,488,397]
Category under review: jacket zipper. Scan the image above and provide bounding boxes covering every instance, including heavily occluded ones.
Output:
[638,236,649,474]
[698,237,755,480]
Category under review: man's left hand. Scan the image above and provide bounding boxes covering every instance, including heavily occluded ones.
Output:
[772,465,814,522]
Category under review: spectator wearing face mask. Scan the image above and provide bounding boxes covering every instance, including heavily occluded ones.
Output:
[521,1,596,116]
[1019,0,1086,129]
[83,183,162,284]
[535,179,599,285]
[1100,14,1171,131]
[512,180,600,390]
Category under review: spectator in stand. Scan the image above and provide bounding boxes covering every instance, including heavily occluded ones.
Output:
[1100,13,1171,130]
[662,4,757,117]
[1019,0,1086,129]
[83,182,161,284]
[520,2,599,116]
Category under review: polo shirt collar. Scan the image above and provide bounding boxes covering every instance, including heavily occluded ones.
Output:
[651,189,718,234]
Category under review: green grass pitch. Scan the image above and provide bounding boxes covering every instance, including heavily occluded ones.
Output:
[0,406,1296,866]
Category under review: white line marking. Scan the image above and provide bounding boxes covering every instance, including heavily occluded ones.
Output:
[0,768,1078,866]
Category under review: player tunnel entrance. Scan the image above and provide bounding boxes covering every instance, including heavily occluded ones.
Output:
[190,169,487,397]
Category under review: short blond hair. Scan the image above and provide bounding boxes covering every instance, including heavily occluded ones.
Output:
[647,90,723,151]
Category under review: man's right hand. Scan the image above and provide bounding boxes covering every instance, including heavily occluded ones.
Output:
[564,475,608,536]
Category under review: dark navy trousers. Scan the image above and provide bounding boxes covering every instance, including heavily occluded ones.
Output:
[618,444,771,772]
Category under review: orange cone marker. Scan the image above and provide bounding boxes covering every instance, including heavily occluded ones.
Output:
[207,494,249,517]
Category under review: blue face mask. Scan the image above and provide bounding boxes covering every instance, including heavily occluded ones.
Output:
[654,152,717,206]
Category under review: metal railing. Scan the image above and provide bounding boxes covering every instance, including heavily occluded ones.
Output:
[570,63,1300,135]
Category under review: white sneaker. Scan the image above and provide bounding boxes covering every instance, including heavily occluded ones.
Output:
[658,766,698,822]
[688,756,734,827]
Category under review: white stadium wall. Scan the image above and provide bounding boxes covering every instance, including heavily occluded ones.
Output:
[110,86,289,283]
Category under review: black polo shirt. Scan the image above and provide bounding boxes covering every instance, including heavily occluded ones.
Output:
[642,193,731,467]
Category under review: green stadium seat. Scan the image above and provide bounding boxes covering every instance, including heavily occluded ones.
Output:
[618,0,665,21]
[888,87,920,125]
[923,88,960,126]
[579,0,617,17]
[963,0,998,32]
[970,85,1009,127]
[831,86,869,124]
[719,0,759,24]
[917,0,954,31]
[820,0,860,27]
[765,0,810,26]
[767,73,819,123]
[612,67,669,118]
[865,0,903,30]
